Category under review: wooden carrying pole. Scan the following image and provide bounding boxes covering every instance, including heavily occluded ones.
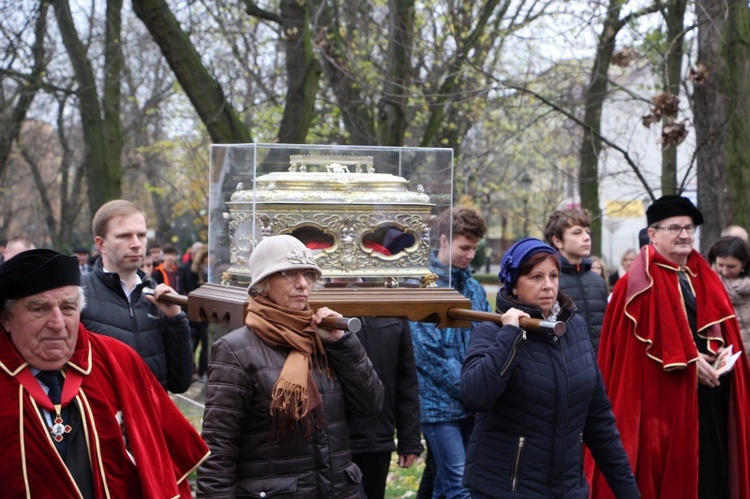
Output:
[151,283,565,334]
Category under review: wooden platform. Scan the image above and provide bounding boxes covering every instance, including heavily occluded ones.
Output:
[184,283,473,329]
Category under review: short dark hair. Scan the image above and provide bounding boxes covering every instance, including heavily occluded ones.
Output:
[162,244,178,255]
[432,206,487,242]
[707,236,750,276]
[543,209,591,246]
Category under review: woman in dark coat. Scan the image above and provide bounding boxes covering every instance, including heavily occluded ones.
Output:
[197,235,383,498]
[460,238,638,498]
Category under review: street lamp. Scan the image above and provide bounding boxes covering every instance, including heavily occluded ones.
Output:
[520,172,533,237]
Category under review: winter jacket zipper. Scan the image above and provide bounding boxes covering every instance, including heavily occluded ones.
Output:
[579,432,584,487]
[499,330,526,377]
[511,436,525,492]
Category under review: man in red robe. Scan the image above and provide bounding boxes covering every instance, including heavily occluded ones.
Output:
[587,196,750,498]
[0,249,209,497]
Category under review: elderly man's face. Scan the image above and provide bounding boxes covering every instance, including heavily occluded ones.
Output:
[1,285,80,370]
[648,215,695,265]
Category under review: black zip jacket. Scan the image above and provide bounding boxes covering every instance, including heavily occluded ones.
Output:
[80,258,193,393]
[347,317,424,457]
[461,289,638,498]
[558,256,608,354]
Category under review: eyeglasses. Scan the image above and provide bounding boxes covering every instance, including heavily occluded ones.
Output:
[279,269,319,284]
[653,224,696,235]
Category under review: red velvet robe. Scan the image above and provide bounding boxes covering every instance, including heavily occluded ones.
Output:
[586,245,750,498]
[0,323,209,498]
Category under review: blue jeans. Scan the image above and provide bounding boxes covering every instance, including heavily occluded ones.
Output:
[422,417,474,499]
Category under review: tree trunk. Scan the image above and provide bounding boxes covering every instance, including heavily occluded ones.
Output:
[694,0,730,250]
[103,0,124,210]
[277,0,321,144]
[53,0,118,212]
[317,1,376,145]
[660,0,687,194]
[724,0,750,230]
[132,0,252,144]
[419,0,502,148]
[579,0,624,257]
[377,0,415,147]
[55,98,86,247]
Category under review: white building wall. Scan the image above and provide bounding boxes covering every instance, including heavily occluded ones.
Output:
[596,65,699,268]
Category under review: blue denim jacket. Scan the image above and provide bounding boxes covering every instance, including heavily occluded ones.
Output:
[410,251,491,423]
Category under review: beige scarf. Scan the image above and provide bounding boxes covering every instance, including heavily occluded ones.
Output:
[245,295,329,438]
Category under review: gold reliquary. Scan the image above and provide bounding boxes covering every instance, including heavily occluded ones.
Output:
[208,144,454,286]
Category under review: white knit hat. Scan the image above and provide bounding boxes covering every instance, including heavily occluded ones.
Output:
[248,235,321,289]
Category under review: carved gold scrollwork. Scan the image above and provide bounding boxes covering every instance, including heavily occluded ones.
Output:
[225,153,436,281]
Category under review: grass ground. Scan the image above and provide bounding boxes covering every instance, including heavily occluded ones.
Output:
[385,453,425,497]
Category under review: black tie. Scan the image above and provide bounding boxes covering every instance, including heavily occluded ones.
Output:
[677,268,701,351]
[36,370,69,459]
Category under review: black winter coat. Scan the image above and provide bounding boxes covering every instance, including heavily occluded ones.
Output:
[197,328,384,498]
[558,256,608,353]
[80,259,194,393]
[347,317,423,457]
[461,289,638,498]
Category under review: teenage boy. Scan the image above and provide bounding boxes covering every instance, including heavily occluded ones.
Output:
[411,206,491,499]
[544,208,607,353]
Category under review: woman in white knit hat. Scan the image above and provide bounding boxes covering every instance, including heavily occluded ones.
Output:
[197,235,383,498]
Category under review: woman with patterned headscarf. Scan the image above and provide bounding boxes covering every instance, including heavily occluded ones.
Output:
[460,238,638,498]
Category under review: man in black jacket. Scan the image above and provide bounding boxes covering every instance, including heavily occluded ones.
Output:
[80,200,193,394]
[347,316,423,499]
[544,208,608,353]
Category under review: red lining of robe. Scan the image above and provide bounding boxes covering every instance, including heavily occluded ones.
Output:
[0,323,209,498]
[586,245,750,498]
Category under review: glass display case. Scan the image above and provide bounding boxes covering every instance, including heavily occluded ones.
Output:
[207,143,455,287]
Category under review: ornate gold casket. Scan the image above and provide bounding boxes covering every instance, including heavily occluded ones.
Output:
[182,144,558,332]
[210,145,454,286]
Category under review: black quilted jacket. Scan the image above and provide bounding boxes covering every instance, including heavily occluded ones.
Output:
[347,317,423,457]
[460,289,639,498]
[558,256,608,354]
[80,259,193,393]
[197,328,384,498]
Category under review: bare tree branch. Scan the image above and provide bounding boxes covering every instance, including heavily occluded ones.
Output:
[239,0,282,24]
[0,1,48,180]
[501,80,657,201]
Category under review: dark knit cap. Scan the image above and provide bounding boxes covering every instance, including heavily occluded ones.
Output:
[0,249,80,311]
[646,195,704,226]
[499,238,558,290]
